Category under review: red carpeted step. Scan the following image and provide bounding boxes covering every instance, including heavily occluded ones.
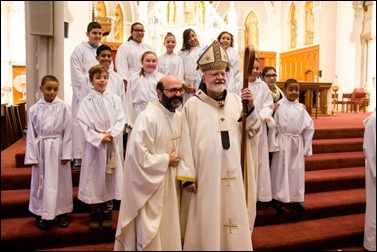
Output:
[312,138,363,154]
[1,167,31,190]
[1,211,119,251]
[305,167,365,193]
[1,168,80,190]
[305,151,365,171]
[14,150,31,168]
[252,213,365,251]
[1,188,119,218]
[326,245,366,251]
[1,138,27,168]
[38,242,115,251]
[313,128,364,139]
[2,111,368,251]
[2,188,84,218]
[255,188,365,227]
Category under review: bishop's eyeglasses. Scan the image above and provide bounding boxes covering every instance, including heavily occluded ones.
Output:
[205,72,227,78]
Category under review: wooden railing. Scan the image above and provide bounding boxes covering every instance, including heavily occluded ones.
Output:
[277,81,332,118]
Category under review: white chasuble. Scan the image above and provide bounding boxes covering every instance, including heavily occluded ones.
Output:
[115,101,182,251]
[177,90,262,250]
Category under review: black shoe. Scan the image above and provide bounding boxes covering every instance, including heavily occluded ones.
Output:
[57,214,69,228]
[35,217,53,230]
[89,213,101,230]
[102,211,112,229]
[295,202,305,211]
[271,199,285,214]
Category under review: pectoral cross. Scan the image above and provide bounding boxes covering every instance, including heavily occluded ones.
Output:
[222,171,235,187]
[224,218,237,234]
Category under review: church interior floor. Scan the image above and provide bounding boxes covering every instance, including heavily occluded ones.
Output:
[1,111,371,250]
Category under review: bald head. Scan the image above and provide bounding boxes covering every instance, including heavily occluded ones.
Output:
[159,75,181,88]
[156,75,182,95]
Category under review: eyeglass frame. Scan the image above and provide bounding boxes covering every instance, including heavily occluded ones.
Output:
[132,29,145,33]
[163,87,185,95]
[204,72,227,78]
[265,74,277,78]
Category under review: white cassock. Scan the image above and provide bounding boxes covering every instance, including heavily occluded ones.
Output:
[248,78,274,202]
[269,97,314,203]
[115,40,152,82]
[76,90,126,204]
[158,52,184,82]
[25,97,73,220]
[124,71,165,129]
[363,110,376,251]
[115,100,182,251]
[226,46,241,83]
[177,90,262,250]
[178,46,203,104]
[70,41,99,159]
[80,70,127,160]
[224,68,239,94]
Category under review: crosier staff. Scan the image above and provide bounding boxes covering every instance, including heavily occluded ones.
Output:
[241,45,255,203]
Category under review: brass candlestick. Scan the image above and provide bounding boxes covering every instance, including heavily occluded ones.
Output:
[331,85,339,116]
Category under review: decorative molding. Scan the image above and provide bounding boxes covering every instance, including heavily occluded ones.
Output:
[352,1,365,17]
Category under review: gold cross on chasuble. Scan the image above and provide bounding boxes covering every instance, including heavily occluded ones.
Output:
[224,218,237,234]
[222,171,235,186]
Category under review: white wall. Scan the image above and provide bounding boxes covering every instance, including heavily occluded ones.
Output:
[335,2,362,93]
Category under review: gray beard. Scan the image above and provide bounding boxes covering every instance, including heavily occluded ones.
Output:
[161,94,182,112]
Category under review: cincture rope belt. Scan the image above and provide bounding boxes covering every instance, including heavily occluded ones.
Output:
[35,134,62,197]
[281,132,299,171]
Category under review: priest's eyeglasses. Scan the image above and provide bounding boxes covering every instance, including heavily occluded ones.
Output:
[164,87,185,95]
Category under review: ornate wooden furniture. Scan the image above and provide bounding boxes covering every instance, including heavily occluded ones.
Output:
[335,88,369,113]
[277,81,332,118]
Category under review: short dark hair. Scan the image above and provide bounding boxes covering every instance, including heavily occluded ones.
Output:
[261,66,277,78]
[284,78,298,89]
[87,22,102,32]
[164,32,175,41]
[41,75,59,86]
[156,80,164,91]
[96,44,112,56]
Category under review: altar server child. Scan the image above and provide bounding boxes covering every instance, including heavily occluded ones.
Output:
[25,75,73,230]
[268,78,315,211]
[76,65,126,229]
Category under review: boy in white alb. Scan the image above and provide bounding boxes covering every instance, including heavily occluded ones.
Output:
[76,65,126,229]
[25,75,73,230]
